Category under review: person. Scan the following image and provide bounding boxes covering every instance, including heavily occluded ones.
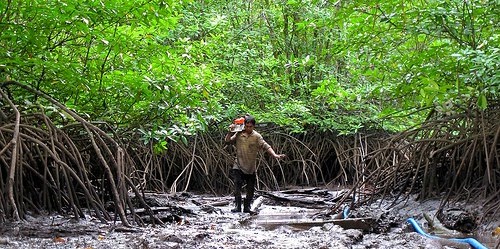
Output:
[225,115,286,213]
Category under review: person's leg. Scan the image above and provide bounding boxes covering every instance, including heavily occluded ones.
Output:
[230,169,243,212]
[243,173,256,213]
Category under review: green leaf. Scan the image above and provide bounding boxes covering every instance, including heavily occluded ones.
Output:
[477,94,488,110]
[180,135,188,146]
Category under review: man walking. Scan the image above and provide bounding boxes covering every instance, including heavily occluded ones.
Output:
[225,115,286,213]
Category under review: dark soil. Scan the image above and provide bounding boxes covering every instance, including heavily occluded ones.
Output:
[0,189,498,249]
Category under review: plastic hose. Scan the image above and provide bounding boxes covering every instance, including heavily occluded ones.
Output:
[406,218,488,249]
[342,206,350,219]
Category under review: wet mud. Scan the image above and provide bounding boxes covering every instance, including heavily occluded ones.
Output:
[0,189,498,249]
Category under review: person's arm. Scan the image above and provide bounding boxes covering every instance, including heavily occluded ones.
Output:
[225,132,237,142]
[225,124,238,142]
[266,147,286,159]
[258,134,285,159]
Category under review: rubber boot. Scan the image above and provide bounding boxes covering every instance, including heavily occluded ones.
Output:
[243,198,253,213]
[231,196,242,212]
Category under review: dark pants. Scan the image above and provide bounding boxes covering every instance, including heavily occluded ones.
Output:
[230,168,256,203]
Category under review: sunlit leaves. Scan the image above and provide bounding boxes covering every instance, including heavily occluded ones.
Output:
[1,0,498,147]
[477,94,488,110]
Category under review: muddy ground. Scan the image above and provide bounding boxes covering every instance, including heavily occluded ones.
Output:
[0,188,498,249]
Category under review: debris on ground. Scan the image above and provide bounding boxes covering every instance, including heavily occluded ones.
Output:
[0,189,498,249]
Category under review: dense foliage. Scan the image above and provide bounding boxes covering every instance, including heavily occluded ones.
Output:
[1,0,498,144]
[0,0,499,224]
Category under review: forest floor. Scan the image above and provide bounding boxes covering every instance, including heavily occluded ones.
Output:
[0,188,498,249]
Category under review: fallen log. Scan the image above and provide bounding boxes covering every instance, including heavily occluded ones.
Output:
[251,217,375,232]
[130,206,193,215]
[199,200,231,207]
[256,190,327,207]
[279,188,331,197]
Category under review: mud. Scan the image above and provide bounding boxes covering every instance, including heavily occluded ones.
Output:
[0,189,498,249]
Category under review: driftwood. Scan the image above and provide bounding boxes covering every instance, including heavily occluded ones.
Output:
[129,206,192,215]
[279,187,330,196]
[256,190,328,208]
[191,199,231,207]
[205,200,231,207]
[252,217,375,232]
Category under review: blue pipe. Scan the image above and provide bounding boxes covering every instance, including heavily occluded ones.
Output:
[406,218,488,249]
[342,206,350,219]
